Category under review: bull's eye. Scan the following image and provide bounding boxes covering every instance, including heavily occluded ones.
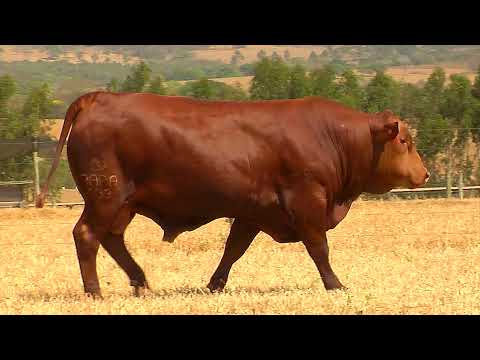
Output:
[400,139,407,144]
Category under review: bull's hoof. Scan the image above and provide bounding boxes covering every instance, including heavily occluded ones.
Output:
[161,235,176,243]
[162,230,180,243]
[207,278,226,293]
[133,286,148,297]
[325,284,348,291]
[323,277,348,292]
[85,291,103,300]
[325,285,348,292]
[131,279,150,297]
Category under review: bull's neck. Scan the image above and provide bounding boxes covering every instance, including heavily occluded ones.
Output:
[323,119,376,203]
[362,142,394,194]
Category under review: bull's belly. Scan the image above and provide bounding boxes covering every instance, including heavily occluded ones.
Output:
[131,183,241,218]
[131,175,281,216]
[128,180,299,243]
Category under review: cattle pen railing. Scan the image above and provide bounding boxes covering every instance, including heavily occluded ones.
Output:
[0,201,85,209]
[1,185,480,208]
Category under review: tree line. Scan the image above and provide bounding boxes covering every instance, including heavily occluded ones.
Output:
[106,61,248,100]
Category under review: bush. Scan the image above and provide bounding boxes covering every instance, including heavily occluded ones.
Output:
[39,158,76,202]
[178,79,247,101]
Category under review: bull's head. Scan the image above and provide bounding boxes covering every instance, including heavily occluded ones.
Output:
[367,110,429,193]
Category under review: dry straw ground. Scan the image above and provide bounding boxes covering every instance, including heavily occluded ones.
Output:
[191,45,329,64]
[0,199,479,315]
[0,45,140,64]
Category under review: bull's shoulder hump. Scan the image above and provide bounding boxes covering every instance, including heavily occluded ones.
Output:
[93,93,313,110]
[305,96,366,115]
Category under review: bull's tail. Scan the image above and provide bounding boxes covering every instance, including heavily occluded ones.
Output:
[35,92,99,208]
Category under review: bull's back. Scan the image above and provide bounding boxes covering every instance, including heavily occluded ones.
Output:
[67,93,292,216]
[67,93,366,218]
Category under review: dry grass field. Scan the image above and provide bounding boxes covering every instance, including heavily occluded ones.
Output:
[175,76,253,92]
[191,45,328,64]
[174,65,476,94]
[0,45,140,64]
[204,76,254,91]
[384,65,476,84]
[0,199,479,315]
[352,65,475,85]
[0,45,50,62]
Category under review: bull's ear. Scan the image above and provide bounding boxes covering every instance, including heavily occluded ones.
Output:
[383,121,399,140]
[370,117,399,144]
[377,109,394,119]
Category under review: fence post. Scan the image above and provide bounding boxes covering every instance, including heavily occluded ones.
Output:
[458,146,467,200]
[32,137,41,201]
[446,142,453,199]
[459,173,464,199]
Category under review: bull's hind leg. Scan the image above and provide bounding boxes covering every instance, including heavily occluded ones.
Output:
[207,219,259,293]
[101,207,149,297]
[69,146,148,296]
[73,203,149,298]
[73,211,103,298]
[72,203,127,298]
[101,232,149,297]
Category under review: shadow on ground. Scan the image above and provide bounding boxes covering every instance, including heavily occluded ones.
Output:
[14,284,326,302]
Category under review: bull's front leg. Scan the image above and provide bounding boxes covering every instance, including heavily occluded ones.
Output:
[207,219,259,293]
[285,182,346,291]
[303,230,345,290]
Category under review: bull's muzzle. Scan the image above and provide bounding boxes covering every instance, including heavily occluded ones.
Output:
[409,169,430,189]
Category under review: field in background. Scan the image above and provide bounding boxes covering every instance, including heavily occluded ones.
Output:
[191,45,477,85]
[0,199,479,314]
[174,65,477,93]
[191,45,328,64]
[0,45,140,64]
[176,76,253,92]
[206,76,253,91]
[384,64,476,84]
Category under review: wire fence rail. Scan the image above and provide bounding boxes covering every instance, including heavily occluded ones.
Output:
[0,187,478,242]
[0,201,84,209]
[390,185,480,193]
[1,185,480,209]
